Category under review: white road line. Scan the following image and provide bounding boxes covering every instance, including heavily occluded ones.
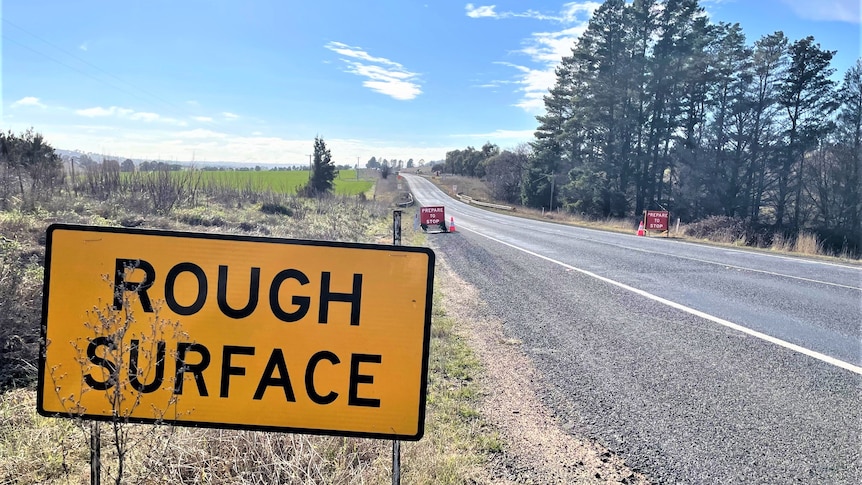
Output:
[550,235,862,291]
[462,227,862,376]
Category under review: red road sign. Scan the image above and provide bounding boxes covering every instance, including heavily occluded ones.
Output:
[645,211,669,231]
[420,206,445,226]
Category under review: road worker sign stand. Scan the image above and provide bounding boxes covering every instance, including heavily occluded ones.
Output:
[419,205,448,233]
[38,224,436,480]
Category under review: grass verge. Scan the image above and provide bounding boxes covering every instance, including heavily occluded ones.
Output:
[0,183,496,484]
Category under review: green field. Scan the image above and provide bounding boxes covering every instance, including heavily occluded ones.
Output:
[184,169,373,196]
[118,169,373,196]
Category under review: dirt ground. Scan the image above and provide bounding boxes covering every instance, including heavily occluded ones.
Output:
[435,256,649,485]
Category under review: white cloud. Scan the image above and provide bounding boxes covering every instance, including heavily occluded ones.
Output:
[467,1,600,113]
[324,41,402,67]
[451,129,535,143]
[465,1,600,22]
[192,116,214,122]
[222,112,239,120]
[11,96,46,108]
[75,105,186,125]
[780,0,860,23]
[177,129,229,139]
[76,106,130,117]
[466,4,498,18]
[325,42,422,100]
[79,41,88,51]
[33,124,454,165]
[129,111,161,122]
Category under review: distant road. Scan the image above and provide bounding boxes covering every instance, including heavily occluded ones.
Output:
[404,174,862,484]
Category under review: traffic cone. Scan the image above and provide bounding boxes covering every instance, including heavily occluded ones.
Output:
[449,216,456,233]
[637,221,645,236]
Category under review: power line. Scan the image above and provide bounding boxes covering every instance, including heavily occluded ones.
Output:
[2,18,199,121]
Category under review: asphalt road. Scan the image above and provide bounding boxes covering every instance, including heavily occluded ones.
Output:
[404,174,862,484]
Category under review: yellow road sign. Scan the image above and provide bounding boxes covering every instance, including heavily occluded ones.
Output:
[38,224,435,440]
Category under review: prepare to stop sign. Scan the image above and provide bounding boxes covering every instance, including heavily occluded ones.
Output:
[420,206,445,226]
[38,224,435,440]
[645,210,669,231]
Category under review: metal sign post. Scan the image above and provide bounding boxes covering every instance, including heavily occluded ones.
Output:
[392,210,402,485]
[90,422,100,485]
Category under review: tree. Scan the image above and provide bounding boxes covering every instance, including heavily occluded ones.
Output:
[121,159,135,172]
[306,136,337,195]
[775,36,836,230]
[366,156,380,169]
[484,146,530,203]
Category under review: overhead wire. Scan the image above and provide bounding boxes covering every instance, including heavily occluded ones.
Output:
[2,18,213,125]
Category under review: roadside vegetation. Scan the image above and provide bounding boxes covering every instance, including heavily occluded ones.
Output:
[0,131,496,483]
[414,171,860,261]
[421,0,861,259]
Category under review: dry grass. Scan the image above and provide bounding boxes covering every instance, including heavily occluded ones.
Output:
[0,174,494,484]
[792,232,823,256]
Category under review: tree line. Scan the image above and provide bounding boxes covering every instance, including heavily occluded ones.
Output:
[444,0,860,253]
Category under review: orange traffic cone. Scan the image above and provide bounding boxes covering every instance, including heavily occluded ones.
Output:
[637,221,645,236]
[449,216,456,233]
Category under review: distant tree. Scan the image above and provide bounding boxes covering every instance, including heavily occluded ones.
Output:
[366,156,380,169]
[484,146,530,203]
[406,158,414,168]
[306,136,337,195]
[121,159,135,172]
[0,128,64,206]
[380,160,391,179]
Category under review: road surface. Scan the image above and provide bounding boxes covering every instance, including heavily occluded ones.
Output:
[404,173,862,484]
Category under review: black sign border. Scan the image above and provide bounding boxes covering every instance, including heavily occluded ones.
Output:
[37,223,435,441]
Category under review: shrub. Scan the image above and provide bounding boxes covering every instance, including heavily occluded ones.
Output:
[0,241,42,389]
[260,203,293,216]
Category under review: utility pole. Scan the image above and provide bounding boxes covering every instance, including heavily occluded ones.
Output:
[541,172,555,212]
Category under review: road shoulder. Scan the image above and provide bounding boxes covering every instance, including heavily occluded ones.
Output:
[435,253,649,484]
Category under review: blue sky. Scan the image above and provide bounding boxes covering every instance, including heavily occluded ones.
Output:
[2,0,859,166]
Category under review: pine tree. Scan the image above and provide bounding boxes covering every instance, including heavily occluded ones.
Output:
[307,136,337,195]
[775,36,836,230]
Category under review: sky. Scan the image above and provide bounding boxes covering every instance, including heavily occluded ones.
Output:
[2,0,860,166]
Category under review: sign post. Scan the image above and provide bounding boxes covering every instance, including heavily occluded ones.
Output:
[38,224,435,441]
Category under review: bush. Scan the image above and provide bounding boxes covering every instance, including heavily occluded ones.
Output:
[260,203,293,216]
[683,216,776,247]
[0,242,42,389]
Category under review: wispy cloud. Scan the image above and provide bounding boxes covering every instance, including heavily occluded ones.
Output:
[75,105,187,126]
[192,116,214,122]
[465,2,599,22]
[11,96,46,108]
[37,125,451,165]
[79,41,89,51]
[465,4,498,18]
[452,129,535,141]
[466,2,600,112]
[779,0,860,23]
[325,41,422,100]
[222,112,239,120]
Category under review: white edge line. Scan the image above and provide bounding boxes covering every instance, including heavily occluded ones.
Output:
[404,174,862,271]
[462,227,862,376]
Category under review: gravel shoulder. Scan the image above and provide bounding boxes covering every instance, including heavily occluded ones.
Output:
[434,252,649,485]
